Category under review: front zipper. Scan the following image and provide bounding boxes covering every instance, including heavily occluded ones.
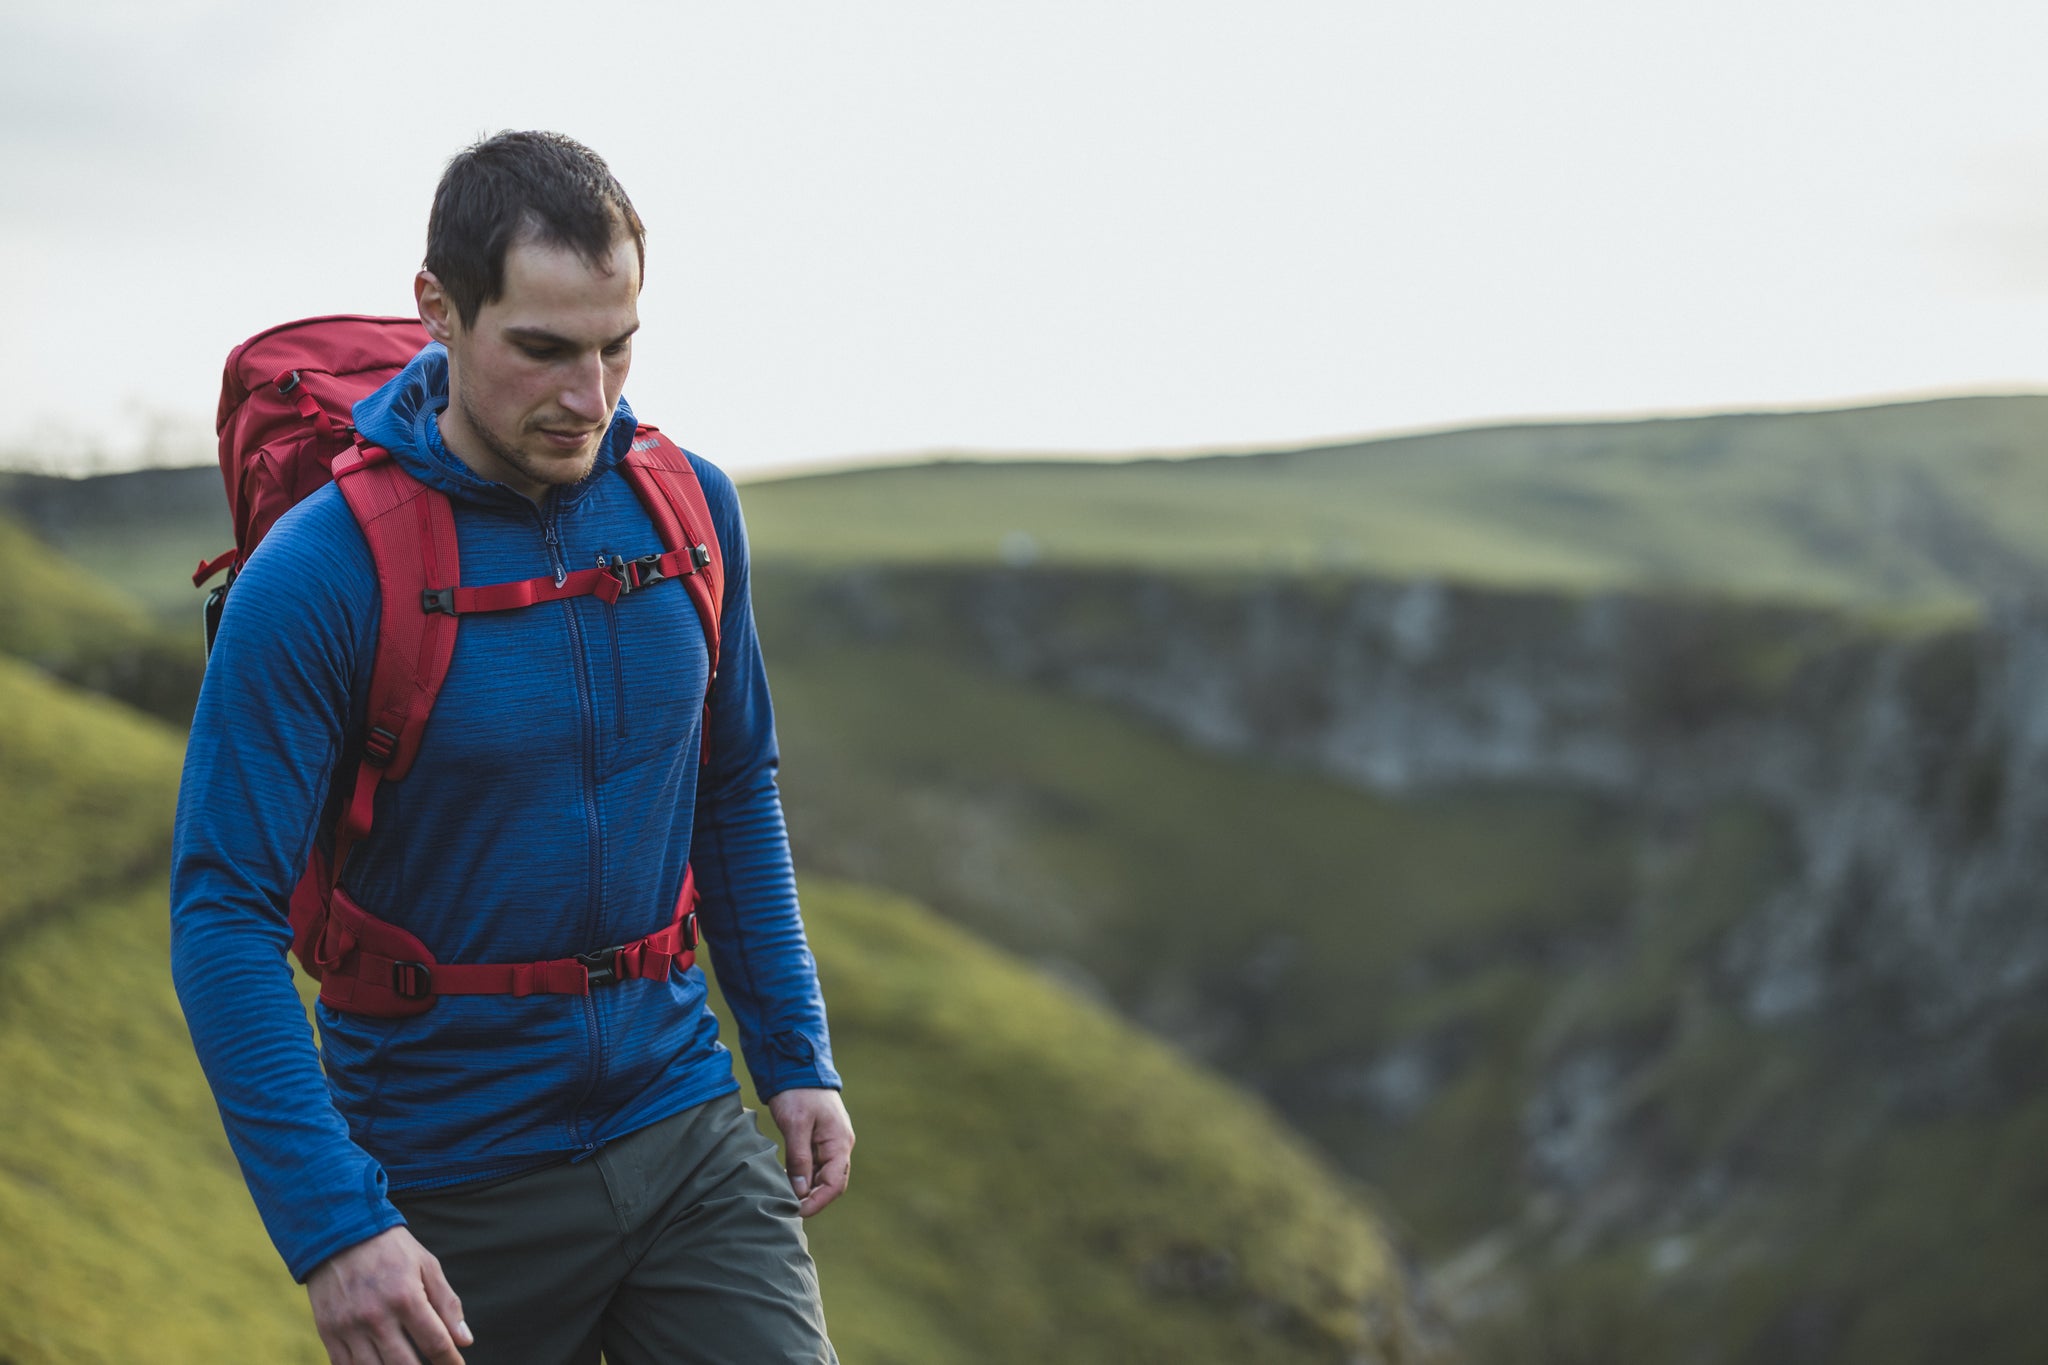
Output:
[541,508,568,587]
[534,495,607,1148]
[595,552,627,740]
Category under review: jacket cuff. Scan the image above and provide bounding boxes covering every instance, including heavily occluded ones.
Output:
[285,1208,410,1285]
[749,1028,842,1099]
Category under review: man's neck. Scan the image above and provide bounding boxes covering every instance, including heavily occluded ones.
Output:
[436,405,548,504]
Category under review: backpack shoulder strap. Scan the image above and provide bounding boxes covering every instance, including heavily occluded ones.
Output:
[617,426,726,681]
[327,442,460,875]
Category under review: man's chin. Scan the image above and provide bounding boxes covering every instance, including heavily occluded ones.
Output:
[520,443,601,487]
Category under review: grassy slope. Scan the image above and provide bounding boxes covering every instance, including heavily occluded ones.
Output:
[0,660,1427,1365]
[0,658,314,1363]
[742,395,2048,615]
[720,880,1427,1365]
[0,517,160,661]
[0,656,184,940]
[0,468,231,628]
[0,516,204,724]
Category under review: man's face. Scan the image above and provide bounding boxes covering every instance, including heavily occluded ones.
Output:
[416,232,641,502]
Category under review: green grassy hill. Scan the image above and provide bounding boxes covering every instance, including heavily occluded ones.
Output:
[742,394,2048,615]
[0,657,1432,1364]
[0,656,308,1362]
[0,467,231,629]
[0,516,203,724]
[724,878,1432,1365]
[0,656,186,944]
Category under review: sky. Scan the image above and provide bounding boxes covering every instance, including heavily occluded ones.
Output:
[4,0,2047,478]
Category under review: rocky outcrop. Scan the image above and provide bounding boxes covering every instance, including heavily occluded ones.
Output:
[805,567,2048,1047]
[779,565,2048,1363]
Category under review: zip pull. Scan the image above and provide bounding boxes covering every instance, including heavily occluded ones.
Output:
[543,518,567,588]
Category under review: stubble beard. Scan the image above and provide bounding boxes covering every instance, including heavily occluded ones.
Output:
[458,386,600,498]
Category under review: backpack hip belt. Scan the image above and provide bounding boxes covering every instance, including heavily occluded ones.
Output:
[300,872,701,1020]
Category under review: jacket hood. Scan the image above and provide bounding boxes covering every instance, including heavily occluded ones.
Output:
[352,342,636,507]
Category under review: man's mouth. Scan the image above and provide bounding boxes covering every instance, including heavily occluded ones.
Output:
[537,427,598,451]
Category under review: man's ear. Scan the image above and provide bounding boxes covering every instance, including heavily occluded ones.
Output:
[416,270,458,344]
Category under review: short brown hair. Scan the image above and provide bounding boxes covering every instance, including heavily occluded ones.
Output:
[424,130,646,327]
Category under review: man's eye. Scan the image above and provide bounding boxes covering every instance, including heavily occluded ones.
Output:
[604,342,630,358]
[520,346,560,361]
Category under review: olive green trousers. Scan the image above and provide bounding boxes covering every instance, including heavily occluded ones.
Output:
[392,1091,836,1365]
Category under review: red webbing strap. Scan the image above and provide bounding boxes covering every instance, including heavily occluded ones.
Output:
[327,444,460,882]
[426,544,706,617]
[193,547,239,587]
[617,428,725,679]
[444,565,624,613]
[397,906,697,997]
[276,370,342,437]
[314,870,701,1017]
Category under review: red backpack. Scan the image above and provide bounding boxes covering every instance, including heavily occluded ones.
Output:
[201,314,724,1018]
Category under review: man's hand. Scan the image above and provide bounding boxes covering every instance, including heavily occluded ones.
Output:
[766,1087,855,1217]
[307,1225,472,1364]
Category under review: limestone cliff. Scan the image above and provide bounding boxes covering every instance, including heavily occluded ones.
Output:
[772,565,2048,1363]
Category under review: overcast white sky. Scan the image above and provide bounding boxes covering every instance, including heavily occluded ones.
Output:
[4,0,2047,477]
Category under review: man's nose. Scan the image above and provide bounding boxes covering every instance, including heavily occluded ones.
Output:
[559,352,607,422]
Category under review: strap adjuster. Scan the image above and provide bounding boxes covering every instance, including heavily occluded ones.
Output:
[605,553,668,595]
[390,960,432,999]
[576,945,623,988]
[681,911,699,951]
[363,725,399,767]
[421,587,458,615]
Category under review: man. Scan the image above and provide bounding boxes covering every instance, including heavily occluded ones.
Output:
[172,131,850,1364]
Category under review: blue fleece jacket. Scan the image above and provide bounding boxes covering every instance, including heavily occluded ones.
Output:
[170,344,838,1283]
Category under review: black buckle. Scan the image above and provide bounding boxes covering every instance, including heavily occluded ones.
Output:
[682,911,699,951]
[421,587,458,615]
[363,725,399,767]
[689,544,711,571]
[605,553,668,595]
[391,961,432,999]
[576,945,623,988]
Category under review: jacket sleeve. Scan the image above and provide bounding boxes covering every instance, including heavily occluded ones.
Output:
[169,490,405,1283]
[685,457,842,1099]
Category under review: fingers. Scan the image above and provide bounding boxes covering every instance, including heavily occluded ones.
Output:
[781,1107,818,1200]
[329,1287,458,1365]
[330,1333,389,1365]
[371,1314,429,1363]
[797,1127,854,1217]
[420,1254,473,1353]
[316,1323,353,1364]
[395,1285,465,1365]
[767,1089,854,1213]
[306,1227,465,1365]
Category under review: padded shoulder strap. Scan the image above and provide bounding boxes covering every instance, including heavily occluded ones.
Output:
[617,426,726,681]
[326,443,460,879]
